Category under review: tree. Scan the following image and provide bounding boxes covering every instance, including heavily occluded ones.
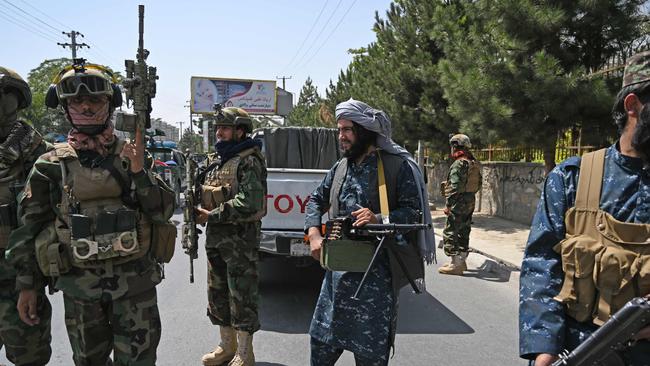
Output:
[434,0,647,171]
[19,58,71,135]
[324,1,456,150]
[286,77,326,126]
[178,128,203,153]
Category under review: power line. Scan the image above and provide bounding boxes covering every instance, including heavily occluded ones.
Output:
[16,0,72,30]
[283,0,330,71]
[1,0,61,33]
[58,30,89,59]
[299,0,359,70]
[292,0,345,69]
[0,8,62,43]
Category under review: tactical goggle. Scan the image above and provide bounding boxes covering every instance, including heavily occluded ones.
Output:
[54,64,116,99]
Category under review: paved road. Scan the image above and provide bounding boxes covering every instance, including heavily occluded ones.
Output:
[1,211,524,365]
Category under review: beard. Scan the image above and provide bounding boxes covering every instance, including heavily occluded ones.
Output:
[342,138,370,160]
[632,103,650,164]
[341,124,376,160]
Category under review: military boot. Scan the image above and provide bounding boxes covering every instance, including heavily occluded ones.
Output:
[202,326,237,366]
[227,330,255,366]
[438,252,468,275]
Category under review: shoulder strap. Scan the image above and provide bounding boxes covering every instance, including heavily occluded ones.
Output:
[575,148,607,210]
[329,158,348,218]
[377,151,390,224]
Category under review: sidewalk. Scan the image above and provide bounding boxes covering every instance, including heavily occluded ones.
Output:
[431,209,530,271]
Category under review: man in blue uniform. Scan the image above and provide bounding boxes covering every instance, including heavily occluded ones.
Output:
[305,99,435,365]
[519,51,650,365]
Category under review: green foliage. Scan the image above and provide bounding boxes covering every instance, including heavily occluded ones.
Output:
[286,77,326,126]
[178,128,203,153]
[433,0,646,169]
[19,58,71,134]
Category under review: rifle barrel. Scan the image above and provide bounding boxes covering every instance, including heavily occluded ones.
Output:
[138,5,144,58]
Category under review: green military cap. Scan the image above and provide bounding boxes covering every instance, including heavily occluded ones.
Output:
[622,50,650,89]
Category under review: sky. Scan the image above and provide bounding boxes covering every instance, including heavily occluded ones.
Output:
[1,0,393,129]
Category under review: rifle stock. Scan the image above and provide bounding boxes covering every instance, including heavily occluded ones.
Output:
[552,296,650,366]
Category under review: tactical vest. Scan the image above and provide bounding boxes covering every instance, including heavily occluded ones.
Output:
[328,150,425,294]
[441,158,482,197]
[554,149,650,325]
[36,142,152,275]
[0,163,23,249]
[201,147,266,222]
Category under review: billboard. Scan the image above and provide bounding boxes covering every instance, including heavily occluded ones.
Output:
[191,76,277,115]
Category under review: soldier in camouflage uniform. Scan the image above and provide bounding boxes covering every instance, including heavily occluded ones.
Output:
[519,52,650,366]
[0,67,52,365]
[196,106,267,366]
[6,61,175,366]
[306,99,431,365]
[439,134,482,276]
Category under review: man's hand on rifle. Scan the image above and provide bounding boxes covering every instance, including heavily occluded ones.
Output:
[351,206,379,227]
[120,128,145,174]
[195,207,210,225]
[534,353,559,366]
[307,227,323,261]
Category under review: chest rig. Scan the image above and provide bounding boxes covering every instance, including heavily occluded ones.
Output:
[441,158,482,197]
[201,147,266,222]
[0,163,23,249]
[554,149,650,325]
[40,143,151,273]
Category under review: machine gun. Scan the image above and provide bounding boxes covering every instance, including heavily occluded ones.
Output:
[552,296,650,366]
[321,217,431,300]
[182,151,201,283]
[115,4,158,170]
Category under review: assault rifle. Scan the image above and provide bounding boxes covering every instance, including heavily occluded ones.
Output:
[115,4,158,170]
[182,152,200,283]
[552,296,650,366]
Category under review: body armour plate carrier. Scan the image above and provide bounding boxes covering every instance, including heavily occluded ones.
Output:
[554,149,650,325]
[0,163,22,250]
[441,158,482,197]
[36,143,151,275]
[201,147,266,222]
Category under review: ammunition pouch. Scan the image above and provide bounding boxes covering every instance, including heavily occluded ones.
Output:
[320,239,375,272]
[555,209,650,325]
[35,223,72,277]
[151,222,177,263]
[201,185,229,211]
[0,203,17,250]
[69,209,140,264]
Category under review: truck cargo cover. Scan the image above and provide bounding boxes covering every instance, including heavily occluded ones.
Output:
[257,127,340,169]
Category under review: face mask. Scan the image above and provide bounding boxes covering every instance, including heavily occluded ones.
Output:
[66,100,110,134]
[0,90,19,126]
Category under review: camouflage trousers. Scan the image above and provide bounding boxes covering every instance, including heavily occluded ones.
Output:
[206,245,260,333]
[63,288,161,366]
[310,337,389,366]
[0,279,52,366]
[443,194,476,256]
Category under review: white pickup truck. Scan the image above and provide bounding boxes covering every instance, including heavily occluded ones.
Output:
[252,127,340,263]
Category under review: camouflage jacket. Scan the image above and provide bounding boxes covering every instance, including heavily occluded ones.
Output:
[445,158,477,208]
[519,143,650,360]
[5,137,175,295]
[204,149,267,248]
[0,121,51,282]
[304,152,420,359]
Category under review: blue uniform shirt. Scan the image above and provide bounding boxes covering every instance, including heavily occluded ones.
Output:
[519,143,650,361]
[305,152,420,360]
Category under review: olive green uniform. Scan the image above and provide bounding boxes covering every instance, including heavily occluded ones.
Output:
[442,157,481,256]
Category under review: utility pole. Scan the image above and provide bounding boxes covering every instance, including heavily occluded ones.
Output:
[58,30,89,59]
[184,100,193,133]
[178,121,184,140]
[276,75,292,90]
